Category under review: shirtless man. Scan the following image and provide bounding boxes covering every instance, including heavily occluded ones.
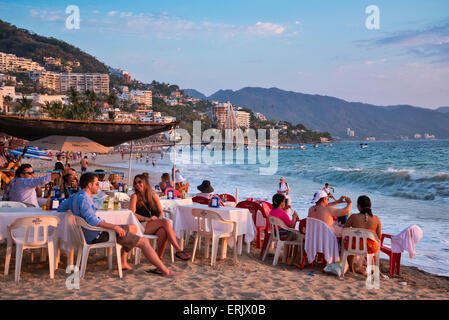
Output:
[80,156,88,173]
[308,190,352,237]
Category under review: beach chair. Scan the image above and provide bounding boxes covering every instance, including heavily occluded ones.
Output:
[68,214,123,279]
[191,209,237,266]
[236,200,267,249]
[4,216,60,282]
[0,201,28,208]
[192,196,209,205]
[134,213,175,264]
[340,228,380,277]
[380,234,402,276]
[164,187,181,198]
[262,216,303,266]
[380,225,423,276]
[300,217,340,270]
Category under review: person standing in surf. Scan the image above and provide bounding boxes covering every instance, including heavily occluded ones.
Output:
[277,177,291,207]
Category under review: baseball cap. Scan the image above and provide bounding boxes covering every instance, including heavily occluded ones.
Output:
[311,190,328,204]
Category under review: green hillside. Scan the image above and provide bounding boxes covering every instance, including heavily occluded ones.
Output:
[0,19,108,73]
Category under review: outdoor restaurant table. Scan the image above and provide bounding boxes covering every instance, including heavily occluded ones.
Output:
[159,197,193,211]
[0,207,66,242]
[173,203,256,255]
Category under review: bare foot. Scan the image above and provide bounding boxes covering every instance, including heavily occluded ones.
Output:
[162,269,183,277]
[122,263,133,271]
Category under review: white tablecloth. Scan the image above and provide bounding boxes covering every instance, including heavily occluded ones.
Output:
[0,207,65,241]
[159,198,193,211]
[173,203,256,245]
[57,209,144,252]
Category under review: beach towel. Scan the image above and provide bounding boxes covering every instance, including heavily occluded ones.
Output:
[391,225,423,259]
[304,217,340,265]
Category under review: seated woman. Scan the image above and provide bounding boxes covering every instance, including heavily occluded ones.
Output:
[195,180,214,198]
[269,193,301,263]
[62,168,79,198]
[269,193,300,241]
[129,174,191,261]
[175,175,189,195]
[158,173,174,194]
[108,174,120,190]
[343,195,381,274]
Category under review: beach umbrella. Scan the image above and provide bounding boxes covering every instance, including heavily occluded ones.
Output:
[25,135,111,153]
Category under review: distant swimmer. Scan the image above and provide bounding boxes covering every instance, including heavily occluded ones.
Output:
[322,183,336,201]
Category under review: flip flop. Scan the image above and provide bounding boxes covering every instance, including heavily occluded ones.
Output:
[145,268,163,275]
[175,251,191,261]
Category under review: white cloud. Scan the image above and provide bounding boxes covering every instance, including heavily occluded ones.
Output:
[248,22,285,36]
[108,11,118,16]
[295,21,301,25]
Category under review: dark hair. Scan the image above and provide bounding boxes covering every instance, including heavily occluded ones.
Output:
[94,169,105,181]
[15,164,32,177]
[79,173,98,189]
[357,195,372,216]
[325,183,329,186]
[63,169,76,184]
[272,193,286,209]
[161,172,170,180]
[54,162,65,171]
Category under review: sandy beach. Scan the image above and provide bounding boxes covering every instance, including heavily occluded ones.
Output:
[1,241,448,300]
[1,152,448,300]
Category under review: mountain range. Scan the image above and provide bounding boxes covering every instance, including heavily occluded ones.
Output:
[183,87,449,140]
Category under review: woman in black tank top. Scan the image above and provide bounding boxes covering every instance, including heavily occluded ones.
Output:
[129,174,191,261]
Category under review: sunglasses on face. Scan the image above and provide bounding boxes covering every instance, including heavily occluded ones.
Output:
[24,171,34,175]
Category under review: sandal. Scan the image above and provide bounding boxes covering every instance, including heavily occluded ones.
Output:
[145,268,163,275]
[175,250,191,261]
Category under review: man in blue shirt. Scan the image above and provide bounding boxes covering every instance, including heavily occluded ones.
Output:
[58,172,180,276]
[3,164,60,207]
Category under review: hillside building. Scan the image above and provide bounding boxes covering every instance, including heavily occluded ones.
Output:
[0,52,45,73]
[30,71,110,94]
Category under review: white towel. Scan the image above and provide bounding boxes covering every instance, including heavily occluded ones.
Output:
[391,225,423,259]
[305,217,340,265]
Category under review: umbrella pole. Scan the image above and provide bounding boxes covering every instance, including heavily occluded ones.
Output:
[172,127,176,187]
[128,140,133,186]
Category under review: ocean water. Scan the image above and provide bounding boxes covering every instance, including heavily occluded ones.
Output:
[110,139,449,276]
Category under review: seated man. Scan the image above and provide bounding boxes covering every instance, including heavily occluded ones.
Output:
[307,190,352,237]
[3,164,60,207]
[158,173,174,193]
[57,173,180,276]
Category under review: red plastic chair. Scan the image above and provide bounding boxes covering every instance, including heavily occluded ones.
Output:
[219,194,236,203]
[381,233,402,276]
[192,196,209,205]
[236,200,268,249]
[164,187,181,198]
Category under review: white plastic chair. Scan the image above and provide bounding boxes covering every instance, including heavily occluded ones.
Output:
[340,227,380,278]
[191,208,237,266]
[4,216,60,282]
[262,216,304,265]
[0,201,28,208]
[134,211,175,264]
[304,217,340,266]
[68,214,123,279]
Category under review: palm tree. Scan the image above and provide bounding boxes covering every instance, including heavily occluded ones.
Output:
[15,95,33,117]
[107,93,118,108]
[44,101,65,119]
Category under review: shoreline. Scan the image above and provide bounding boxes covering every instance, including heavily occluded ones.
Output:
[7,151,448,299]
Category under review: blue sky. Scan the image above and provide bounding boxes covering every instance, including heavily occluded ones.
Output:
[1,0,449,109]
